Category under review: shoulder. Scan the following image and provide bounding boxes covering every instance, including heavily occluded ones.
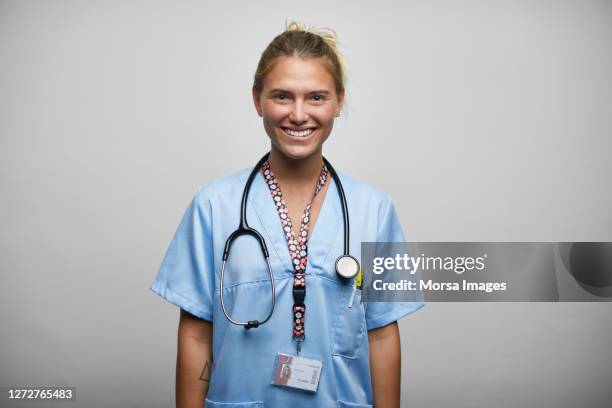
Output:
[335,169,404,240]
[336,170,395,211]
[192,168,252,208]
[190,165,396,213]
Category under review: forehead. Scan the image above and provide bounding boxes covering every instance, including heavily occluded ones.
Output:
[263,56,335,93]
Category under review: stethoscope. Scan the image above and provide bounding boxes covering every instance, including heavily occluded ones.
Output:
[220,152,360,329]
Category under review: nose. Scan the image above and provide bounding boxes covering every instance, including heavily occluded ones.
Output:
[289,100,308,124]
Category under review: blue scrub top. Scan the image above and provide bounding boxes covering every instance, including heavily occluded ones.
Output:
[150,167,424,408]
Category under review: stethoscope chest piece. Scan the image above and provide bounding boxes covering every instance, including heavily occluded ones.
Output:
[335,255,360,280]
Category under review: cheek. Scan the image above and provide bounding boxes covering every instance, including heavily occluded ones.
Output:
[261,102,288,122]
[312,106,337,124]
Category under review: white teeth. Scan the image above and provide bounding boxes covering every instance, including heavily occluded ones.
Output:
[284,128,314,137]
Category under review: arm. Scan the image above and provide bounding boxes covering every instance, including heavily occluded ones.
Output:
[176,309,213,408]
[368,321,401,408]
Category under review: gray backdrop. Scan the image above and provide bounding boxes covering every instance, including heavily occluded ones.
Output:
[1,0,611,407]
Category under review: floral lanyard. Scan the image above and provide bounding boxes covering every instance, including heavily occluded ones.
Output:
[261,160,329,354]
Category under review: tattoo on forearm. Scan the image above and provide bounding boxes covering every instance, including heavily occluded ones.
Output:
[199,360,211,382]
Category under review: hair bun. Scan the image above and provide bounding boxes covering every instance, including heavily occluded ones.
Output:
[253,20,348,97]
[285,20,304,33]
[285,20,339,51]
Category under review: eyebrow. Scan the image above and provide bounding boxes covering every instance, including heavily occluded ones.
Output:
[269,89,331,95]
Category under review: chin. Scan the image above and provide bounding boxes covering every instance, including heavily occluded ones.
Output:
[276,144,320,161]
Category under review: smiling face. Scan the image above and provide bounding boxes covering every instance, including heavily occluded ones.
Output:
[253,55,345,161]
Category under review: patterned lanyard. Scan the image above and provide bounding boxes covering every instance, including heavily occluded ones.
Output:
[261,160,329,353]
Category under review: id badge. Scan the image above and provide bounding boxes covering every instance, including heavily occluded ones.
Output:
[271,353,323,393]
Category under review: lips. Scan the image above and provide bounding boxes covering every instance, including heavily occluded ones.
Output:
[282,127,316,138]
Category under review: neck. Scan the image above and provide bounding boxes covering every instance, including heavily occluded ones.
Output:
[268,147,324,184]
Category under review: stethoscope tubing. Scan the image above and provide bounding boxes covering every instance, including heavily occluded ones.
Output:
[322,156,350,256]
[220,256,276,328]
[219,152,354,329]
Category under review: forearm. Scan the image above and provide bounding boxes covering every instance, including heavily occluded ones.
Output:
[368,321,401,408]
[176,311,213,408]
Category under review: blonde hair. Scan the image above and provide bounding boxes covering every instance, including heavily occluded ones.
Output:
[253,20,348,97]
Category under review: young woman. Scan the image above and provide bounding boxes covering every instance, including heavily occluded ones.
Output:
[151,22,424,408]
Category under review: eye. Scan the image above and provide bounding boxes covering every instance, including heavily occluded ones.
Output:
[311,94,326,102]
[273,94,289,101]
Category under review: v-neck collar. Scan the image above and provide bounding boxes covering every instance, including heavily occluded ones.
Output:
[261,160,328,247]
[248,170,342,275]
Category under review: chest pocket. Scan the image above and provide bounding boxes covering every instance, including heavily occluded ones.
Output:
[331,287,366,359]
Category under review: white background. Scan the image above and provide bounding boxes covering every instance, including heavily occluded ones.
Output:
[1,0,611,407]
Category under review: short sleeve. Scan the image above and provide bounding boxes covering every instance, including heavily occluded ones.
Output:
[149,188,216,322]
[364,199,425,331]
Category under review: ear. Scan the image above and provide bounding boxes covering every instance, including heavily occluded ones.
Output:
[334,89,345,117]
[252,87,263,117]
